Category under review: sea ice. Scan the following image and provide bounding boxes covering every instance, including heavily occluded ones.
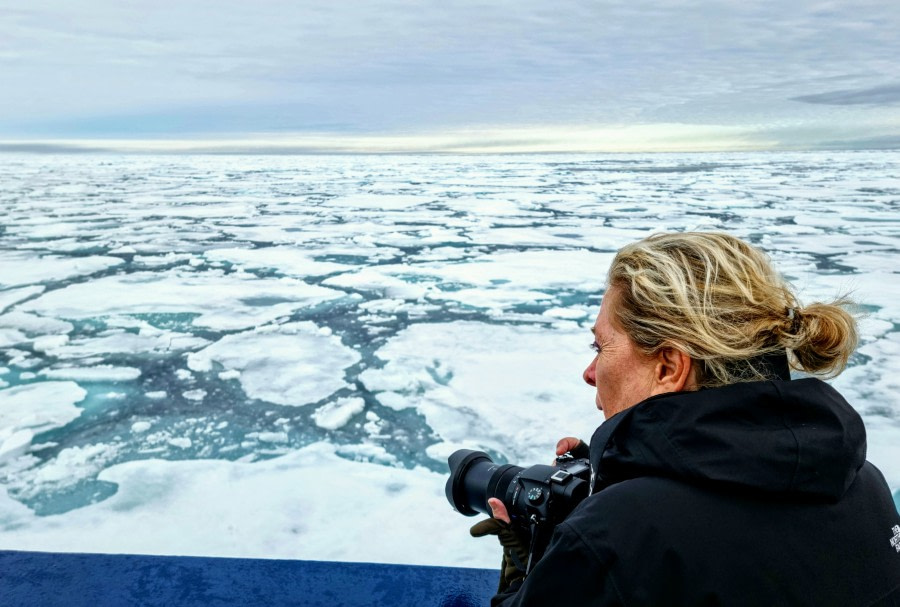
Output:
[327,193,426,210]
[361,321,601,464]
[323,268,431,300]
[18,443,120,496]
[0,382,86,440]
[0,329,27,348]
[324,249,614,310]
[204,247,353,277]
[20,269,347,331]
[38,366,141,382]
[0,253,123,288]
[0,442,496,567]
[46,330,210,359]
[0,429,33,462]
[32,335,69,352]
[0,286,45,313]
[311,397,366,430]
[0,311,73,335]
[0,151,898,568]
[187,322,361,407]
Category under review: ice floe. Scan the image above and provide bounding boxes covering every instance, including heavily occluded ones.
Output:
[0,286,45,313]
[361,321,600,464]
[187,322,361,407]
[204,247,354,277]
[38,366,141,382]
[0,442,497,567]
[0,254,123,288]
[21,269,347,330]
[44,329,210,359]
[0,382,86,462]
[312,397,366,430]
[0,151,898,567]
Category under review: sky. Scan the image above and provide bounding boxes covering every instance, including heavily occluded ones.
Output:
[1,0,898,153]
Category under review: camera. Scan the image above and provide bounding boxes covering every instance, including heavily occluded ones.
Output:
[445,449,591,527]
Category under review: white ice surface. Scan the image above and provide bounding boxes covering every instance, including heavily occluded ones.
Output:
[361,321,600,465]
[1,152,898,568]
[38,366,141,382]
[45,329,210,359]
[0,329,28,348]
[328,193,427,210]
[0,286,44,313]
[13,443,120,499]
[187,322,361,406]
[325,249,613,306]
[0,254,123,288]
[21,269,347,330]
[204,247,354,277]
[0,311,73,335]
[312,397,366,430]
[0,382,86,461]
[0,442,496,568]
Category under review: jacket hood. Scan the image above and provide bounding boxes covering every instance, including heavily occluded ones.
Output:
[588,378,867,501]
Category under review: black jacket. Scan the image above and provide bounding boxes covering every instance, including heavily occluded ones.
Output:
[494,379,900,606]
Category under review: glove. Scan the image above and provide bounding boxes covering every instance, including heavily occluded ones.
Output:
[567,439,590,460]
[470,516,531,593]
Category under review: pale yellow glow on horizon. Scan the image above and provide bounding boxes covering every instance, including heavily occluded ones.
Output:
[0,123,787,154]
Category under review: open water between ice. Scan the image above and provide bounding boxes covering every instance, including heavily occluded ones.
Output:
[0,151,898,567]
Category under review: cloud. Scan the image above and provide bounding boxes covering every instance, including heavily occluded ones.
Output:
[792,84,900,106]
[1,0,899,148]
[0,142,110,153]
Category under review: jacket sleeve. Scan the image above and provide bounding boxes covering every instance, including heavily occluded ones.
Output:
[491,521,622,607]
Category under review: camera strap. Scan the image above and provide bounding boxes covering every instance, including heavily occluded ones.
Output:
[525,516,554,575]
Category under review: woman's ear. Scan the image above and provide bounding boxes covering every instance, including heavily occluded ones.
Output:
[651,346,696,395]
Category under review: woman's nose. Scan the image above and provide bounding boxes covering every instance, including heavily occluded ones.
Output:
[583,360,596,386]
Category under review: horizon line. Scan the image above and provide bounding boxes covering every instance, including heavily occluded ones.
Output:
[0,123,898,155]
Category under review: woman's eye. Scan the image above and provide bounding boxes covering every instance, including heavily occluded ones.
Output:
[589,341,602,353]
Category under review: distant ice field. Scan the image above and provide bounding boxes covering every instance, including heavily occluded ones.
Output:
[0,151,898,568]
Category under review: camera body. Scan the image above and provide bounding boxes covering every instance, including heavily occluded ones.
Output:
[445,449,592,527]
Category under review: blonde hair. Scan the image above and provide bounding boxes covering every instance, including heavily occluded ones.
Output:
[607,232,858,388]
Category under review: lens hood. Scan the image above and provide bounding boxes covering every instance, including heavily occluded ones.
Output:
[445,449,492,516]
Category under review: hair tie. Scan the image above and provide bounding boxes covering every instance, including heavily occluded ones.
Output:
[787,307,801,332]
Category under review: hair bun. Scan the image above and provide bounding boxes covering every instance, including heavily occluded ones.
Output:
[789,300,858,377]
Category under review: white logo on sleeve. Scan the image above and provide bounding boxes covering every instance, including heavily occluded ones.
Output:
[891,525,900,553]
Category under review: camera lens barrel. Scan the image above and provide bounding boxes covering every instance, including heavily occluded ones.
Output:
[445,449,523,517]
[446,449,591,523]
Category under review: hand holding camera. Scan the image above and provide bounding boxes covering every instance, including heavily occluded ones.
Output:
[446,440,592,573]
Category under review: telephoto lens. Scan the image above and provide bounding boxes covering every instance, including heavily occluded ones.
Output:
[445,449,523,517]
[445,449,591,525]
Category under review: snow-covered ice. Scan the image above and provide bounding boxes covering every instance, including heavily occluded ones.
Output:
[312,397,366,430]
[0,151,898,568]
[0,442,496,567]
[38,366,141,382]
[22,270,347,331]
[361,321,599,464]
[0,253,123,289]
[186,322,360,406]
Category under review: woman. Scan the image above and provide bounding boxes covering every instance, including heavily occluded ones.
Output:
[476,232,900,606]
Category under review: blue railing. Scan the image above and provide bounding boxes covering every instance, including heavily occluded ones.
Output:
[2,491,897,606]
[0,551,498,607]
